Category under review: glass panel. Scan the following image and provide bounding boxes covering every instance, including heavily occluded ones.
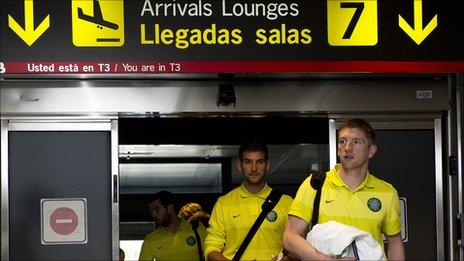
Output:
[119,143,329,194]
[231,144,329,185]
[119,163,222,194]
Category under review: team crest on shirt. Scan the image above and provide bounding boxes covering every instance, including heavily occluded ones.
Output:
[266,210,278,222]
[186,236,196,246]
[367,198,382,212]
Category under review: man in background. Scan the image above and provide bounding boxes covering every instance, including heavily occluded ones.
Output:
[139,190,207,261]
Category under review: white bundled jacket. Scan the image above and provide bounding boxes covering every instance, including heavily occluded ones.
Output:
[306,221,384,260]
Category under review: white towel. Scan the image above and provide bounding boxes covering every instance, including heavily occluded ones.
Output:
[306,221,384,260]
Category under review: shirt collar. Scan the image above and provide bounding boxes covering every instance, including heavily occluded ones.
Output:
[328,164,376,190]
[238,183,271,199]
[179,218,191,230]
[159,218,188,234]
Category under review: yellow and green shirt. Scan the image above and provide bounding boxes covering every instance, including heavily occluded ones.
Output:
[289,164,401,253]
[139,218,207,261]
[205,183,293,260]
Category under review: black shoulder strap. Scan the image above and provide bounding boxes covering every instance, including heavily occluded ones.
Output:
[232,189,283,261]
[309,170,326,229]
[190,221,205,261]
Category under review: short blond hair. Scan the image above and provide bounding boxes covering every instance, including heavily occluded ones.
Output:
[339,118,375,144]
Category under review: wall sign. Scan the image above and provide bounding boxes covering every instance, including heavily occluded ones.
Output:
[0,0,463,75]
[41,198,88,245]
[399,197,408,242]
[381,197,408,242]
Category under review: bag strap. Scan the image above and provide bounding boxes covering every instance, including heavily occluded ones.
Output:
[351,240,360,261]
[309,170,326,229]
[232,189,283,261]
[190,221,205,261]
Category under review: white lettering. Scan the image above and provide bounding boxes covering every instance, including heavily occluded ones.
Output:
[222,0,232,17]
[98,63,111,72]
[83,65,94,72]
[222,1,300,20]
[144,0,212,17]
[140,0,154,16]
[27,63,55,72]
[0,62,6,74]
[142,64,156,72]
[122,63,138,72]
[58,63,79,72]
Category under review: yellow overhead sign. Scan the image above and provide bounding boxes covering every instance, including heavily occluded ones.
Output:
[2,0,461,75]
[327,0,378,46]
[71,0,125,47]
[398,0,438,45]
[8,0,50,46]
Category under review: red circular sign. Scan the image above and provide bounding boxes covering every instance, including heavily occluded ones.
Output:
[50,207,78,235]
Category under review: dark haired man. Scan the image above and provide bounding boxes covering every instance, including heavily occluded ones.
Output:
[283,118,405,260]
[139,190,207,261]
[205,139,293,260]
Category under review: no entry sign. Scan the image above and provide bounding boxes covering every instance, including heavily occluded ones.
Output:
[50,207,78,235]
[41,198,87,245]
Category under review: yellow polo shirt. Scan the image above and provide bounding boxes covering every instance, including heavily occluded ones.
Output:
[139,218,207,261]
[289,164,401,252]
[205,184,293,260]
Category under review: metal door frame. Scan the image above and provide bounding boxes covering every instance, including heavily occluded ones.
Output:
[0,116,119,260]
[456,74,463,260]
[329,115,445,260]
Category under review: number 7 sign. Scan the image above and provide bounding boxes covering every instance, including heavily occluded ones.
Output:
[327,0,378,46]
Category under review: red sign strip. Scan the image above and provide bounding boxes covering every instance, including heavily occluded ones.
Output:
[2,61,464,74]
